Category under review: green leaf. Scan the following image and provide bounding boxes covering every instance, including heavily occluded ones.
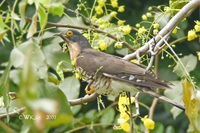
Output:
[10,39,48,79]
[183,79,200,132]
[39,0,49,6]
[42,32,72,70]
[18,47,39,100]
[151,123,164,133]
[0,61,11,108]
[10,48,25,68]
[174,54,197,78]
[46,113,72,128]
[27,12,37,38]
[37,80,73,115]
[0,15,5,30]
[49,3,64,17]
[71,105,82,115]
[164,81,184,118]
[59,75,80,100]
[27,98,59,114]
[100,108,115,128]
[165,125,175,133]
[38,5,48,30]
[155,12,170,29]
[19,0,27,29]
[0,29,9,42]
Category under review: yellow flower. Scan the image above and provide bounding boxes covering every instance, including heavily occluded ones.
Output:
[117,20,125,26]
[142,14,147,21]
[146,12,152,17]
[110,11,117,17]
[138,26,147,36]
[123,25,132,35]
[148,7,152,11]
[141,115,155,130]
[187,29,197,41]
[118,94,135,105]
[153,24,159,29]
[194,20,200,25]
[91,15,97,22]
[97,0,106,7]
[119,110,130,120]
[136,23,140,28]
[111,0,118,8]
[131,59,137,63]
[197,52,200,61]
[115,42,123,48]
[172,27,177,34]
[96,18,105,25]
[194,25,200,32]
[95,6,104,15]
[118,5,125,12]
[93,33,99,39]
[117,118,130,132]
[98,40,107,50]
[83,33,89,39]
[99,24,106,30]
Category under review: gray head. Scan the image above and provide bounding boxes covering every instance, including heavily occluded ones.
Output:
[54,29,91,49]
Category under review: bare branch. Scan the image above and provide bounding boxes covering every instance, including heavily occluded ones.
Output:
[69,93,99,106]
[0,107,25,119]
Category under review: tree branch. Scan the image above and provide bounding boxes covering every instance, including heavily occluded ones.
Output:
[124,0,200,61]
[68,92,99,106]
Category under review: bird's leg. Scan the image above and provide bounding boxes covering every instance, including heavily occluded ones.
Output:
[85,80,95,94]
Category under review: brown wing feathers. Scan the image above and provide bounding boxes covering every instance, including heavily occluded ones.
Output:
[77,48,172,89]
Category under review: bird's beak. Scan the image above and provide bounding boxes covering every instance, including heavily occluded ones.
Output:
[53,33,61,36]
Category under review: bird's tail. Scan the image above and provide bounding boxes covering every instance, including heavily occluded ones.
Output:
[140,87,185,110]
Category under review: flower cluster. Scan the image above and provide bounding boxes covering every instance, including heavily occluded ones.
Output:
[187,20,200,41]
[116,94,135,132]
[98,40,108,50]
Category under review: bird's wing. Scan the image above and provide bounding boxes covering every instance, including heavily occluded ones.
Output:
[76,48,172,89]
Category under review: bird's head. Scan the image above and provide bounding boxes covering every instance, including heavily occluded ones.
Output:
[54,29,91,49]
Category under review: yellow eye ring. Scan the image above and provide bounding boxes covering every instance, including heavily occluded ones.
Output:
[67,31,73,36]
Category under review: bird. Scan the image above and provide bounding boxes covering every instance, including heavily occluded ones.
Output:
[54,29,185,110]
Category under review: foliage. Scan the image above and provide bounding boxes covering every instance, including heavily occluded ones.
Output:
[0,0,200,133]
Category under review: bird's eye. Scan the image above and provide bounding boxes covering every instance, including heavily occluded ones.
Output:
[67,31,73,36]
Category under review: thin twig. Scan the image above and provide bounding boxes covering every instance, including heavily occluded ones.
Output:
[147,55,159,133]
[148,55,160,119]
[66,123,114,133]
[65,8,95,27]
[0,0,6,7]
[157,34,195,88]
[73,118,96,133]
[127,92,133,133]
[0,107,25,119]
[132,92,140,118]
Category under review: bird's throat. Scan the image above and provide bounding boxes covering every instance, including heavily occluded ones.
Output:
[68,42,81,63]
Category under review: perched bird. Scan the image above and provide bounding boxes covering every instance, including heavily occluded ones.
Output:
[54,29,185,110]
